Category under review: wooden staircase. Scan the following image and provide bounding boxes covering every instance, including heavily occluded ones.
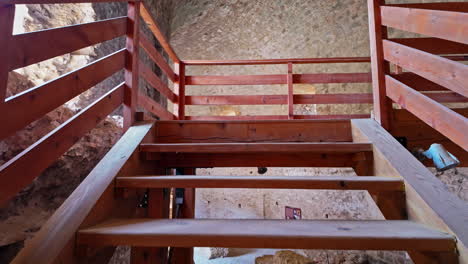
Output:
[29,119,459,264]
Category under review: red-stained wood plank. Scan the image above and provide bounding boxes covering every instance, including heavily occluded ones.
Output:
[390,38,468,55]
[368,0,392,129]
[381,6,468,45]
[185,73,371,86]
[185,115,370,121]
[423,92,468,103]
[139,33,176,82]
[385,75,468,151]
[0,4,15,103]
[185,94,373,105]
[0,84,124,206]
[386,2,468,12]
[9,17,126,71]
[383,40,468,98]
[140,3,180,63]
[124,2,141,131]
[0,49,125,141]
[139,62,178,103]
[140,142,373,154]
[174,63,186,120]
[287,63,294,119]
[182,57,371,66]
[138,93,176,120]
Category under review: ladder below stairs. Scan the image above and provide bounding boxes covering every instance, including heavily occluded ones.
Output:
[13,119,467,264]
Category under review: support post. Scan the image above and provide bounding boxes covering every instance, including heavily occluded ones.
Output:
[0,4,15,103]
[123,1,141,131]
[287,62,294,119]
[368,0,392,129]
[174,62,186,120]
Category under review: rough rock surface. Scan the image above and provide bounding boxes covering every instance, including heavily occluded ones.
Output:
[256,250,315,264]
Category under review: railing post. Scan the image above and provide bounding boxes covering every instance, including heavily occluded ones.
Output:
[174,62,186,120]
[123,0,141,131]
[287,62,294,119]
[368,0,391,129]
[0,4,15,103]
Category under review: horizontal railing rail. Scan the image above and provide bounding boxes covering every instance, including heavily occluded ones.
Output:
[369,0,468,151]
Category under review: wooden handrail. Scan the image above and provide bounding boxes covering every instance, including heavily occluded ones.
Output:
[182,57,371,66]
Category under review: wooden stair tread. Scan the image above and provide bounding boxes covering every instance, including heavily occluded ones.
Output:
[139,142,372,153]
[77,219,455,251]
[115,175,404,191]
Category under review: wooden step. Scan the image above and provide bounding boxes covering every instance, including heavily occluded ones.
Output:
[115,175,404,191]
[77,219,455,252]
[139,142,372,154]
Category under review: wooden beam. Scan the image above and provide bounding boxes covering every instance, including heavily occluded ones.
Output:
[383,40,468,98]
[390,38,468,55]
[0,84,124,206]
[116,175,404,191]
[123,2,141,131]
[78,218,455,252]
[11,121,154,264]
[390,73,449,92]
[139,33,176,82]
[154,119,353,143]
[381,6,468,45]
[0,4,15,102]
[351,118,468,262]
[174,63,186,120]
[139,62,178,103]
[140,142,372,154]
[182,57,371,66]
[287,63,294,119]
[385,75,468,151]
[185,73,371,85]
[150,153,357,168]
[368,0,392,129]
[9,17,126,71]
[185,115,370,121]
[184,94,373,105]
[0,49,125,141]
[293,114,370,120]
[140,3,180,63]
[138,93,176,120]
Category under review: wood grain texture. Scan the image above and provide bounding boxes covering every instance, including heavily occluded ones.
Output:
[139,62,177,103]
[123,2,140,131]
[116,175,404,190]
[140,142,372,154]
[10,17,126,70]
[140,3,180,63]
[386,2,468,12]
[351,119,468,254]
[383,40,468,98]
[154,119,352,143]
[0,84,124,206]
[174,63,186,120]
[1,49,125,141]
[183,57,371,65]
[78,218,455,251]
[381,6,468,45]
[386,75,468,151]
[185,73,371,85]
[11,121,154,264]
[0,4,15,102]
[138,93,176,120]
[287,62,294,119]
[139,33,176,82]
[185,115,370,121]
[368,0,392,129]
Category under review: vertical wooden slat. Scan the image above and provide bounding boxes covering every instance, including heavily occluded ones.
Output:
[0,4,15,102]
[172,168,196,264]
[287,62,294,119]
[123,1,141,131]
[367,0,391,129]
[174,62,186,120]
